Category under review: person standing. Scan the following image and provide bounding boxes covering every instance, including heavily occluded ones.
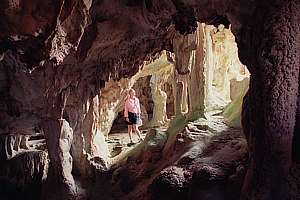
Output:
[124,88,143,143]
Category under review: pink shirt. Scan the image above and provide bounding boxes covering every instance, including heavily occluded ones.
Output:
[124,97,141,117]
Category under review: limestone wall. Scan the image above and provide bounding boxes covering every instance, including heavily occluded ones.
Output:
[211,24,250,103]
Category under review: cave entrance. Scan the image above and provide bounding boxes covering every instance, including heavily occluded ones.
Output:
[105,23,250,159]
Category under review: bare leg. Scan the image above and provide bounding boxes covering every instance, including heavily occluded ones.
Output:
[133,124,143,141]
[128,125,133,143]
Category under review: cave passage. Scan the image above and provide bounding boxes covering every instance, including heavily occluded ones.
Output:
[105,23,250,161]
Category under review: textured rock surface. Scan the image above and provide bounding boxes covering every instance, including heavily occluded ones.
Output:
[149,166,188,200]
[239,1,300,199]
[0,150,48,200]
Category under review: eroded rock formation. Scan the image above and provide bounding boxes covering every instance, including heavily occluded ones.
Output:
[42,119,76,200]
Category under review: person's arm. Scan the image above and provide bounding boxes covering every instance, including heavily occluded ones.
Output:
[136,98,141,115]
[124,100,129,119]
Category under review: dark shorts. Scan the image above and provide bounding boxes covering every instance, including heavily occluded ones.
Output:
[125,112,139,125]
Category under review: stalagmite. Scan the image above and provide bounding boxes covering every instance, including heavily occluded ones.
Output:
[187,23,206,120]
[223,77,250,128]
[175,82,184,116]
[239,1,300,199]
[173,74,185,117]
[172,24,209,119]
[71,94,110,176]
[1,135,30,159]
[20,135,29,149]
[171,69,179,116]
[211,24,249,104]
[41,119,77,200]
[148,65,172,126]
[4,135,18,159]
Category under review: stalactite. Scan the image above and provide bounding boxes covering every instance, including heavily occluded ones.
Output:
[172,25,207,119]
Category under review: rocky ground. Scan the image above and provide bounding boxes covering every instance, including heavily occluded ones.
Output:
[89,112,248,200]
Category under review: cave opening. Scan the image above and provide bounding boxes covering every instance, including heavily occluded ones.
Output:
[104,23,250,162]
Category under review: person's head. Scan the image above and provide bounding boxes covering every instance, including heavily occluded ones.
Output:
[128,88,136,98]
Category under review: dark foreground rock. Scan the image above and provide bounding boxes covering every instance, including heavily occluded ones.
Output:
[149,128,248,200]
[0,150,48,200]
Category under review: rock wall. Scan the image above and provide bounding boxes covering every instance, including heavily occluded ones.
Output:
[211,24,249,102]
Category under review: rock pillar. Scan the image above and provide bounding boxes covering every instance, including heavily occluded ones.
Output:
[240,1,300,199]
[42,119,77,200]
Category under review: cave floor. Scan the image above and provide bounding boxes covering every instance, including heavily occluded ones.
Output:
[91,111,247,200]
[106,127,154,164]
[106,110,233,165]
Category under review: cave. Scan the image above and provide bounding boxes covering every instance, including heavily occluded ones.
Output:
[1,1,300,200]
